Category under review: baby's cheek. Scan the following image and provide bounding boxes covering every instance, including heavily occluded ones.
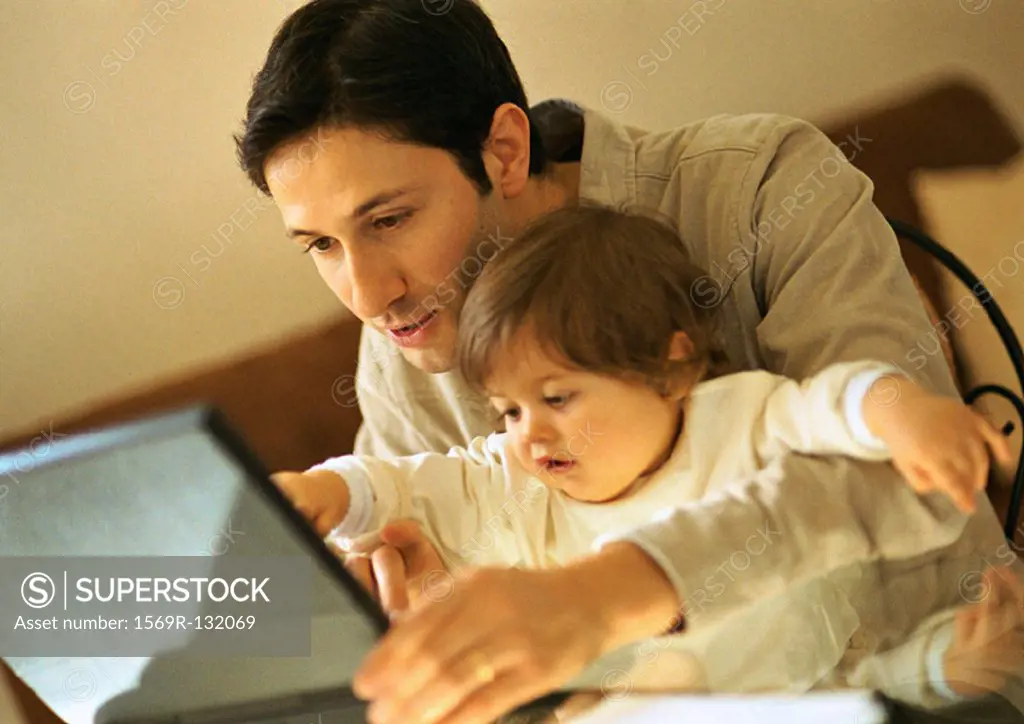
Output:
[563,415,609,460]
[511,445,533,473]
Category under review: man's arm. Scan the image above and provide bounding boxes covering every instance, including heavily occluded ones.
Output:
[841,607,963,709]
[745,118,957,398]
[603,120,983,628]
[606,453,968,629]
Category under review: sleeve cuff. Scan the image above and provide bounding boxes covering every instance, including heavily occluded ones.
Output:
[926,624,964,702]
[305,460,377,548]
[592,513,691,623]
[843,366,904,451]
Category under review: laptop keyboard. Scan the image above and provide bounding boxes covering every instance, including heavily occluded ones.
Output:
[221,703,367,724]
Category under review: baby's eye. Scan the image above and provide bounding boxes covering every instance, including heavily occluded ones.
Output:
[544,394,571,409]
[500,407,521,423]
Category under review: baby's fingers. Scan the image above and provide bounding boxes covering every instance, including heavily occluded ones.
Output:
[946,481,978,514]
[967,435,991,496]
[976,413,1015,469]
[269,471,305,501]
[895,460,932,495]
[930,457,978,513]
[896,458,976,513]
[312,509,342,537]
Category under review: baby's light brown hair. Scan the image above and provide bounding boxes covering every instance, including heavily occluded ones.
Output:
[457,203,728,397]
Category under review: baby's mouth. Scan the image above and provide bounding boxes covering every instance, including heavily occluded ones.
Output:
[537,457,575,473]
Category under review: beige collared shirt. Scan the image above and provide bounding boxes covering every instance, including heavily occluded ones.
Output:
[348,107,1012,704]
[354,106,959,452]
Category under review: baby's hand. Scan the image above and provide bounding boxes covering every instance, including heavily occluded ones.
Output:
[270,469,350,537]
[863,375,1013,513]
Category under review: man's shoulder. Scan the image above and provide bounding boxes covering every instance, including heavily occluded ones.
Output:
[539,99,816,161]
[631,112,821,175]
[539,99,820,174]
[574,103,830,227]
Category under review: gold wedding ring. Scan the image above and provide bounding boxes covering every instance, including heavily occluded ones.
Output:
[469,651,496,685]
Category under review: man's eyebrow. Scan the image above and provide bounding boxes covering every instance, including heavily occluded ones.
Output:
[285,186,417,239]
[286,227,319,240]
[351,186,416,218]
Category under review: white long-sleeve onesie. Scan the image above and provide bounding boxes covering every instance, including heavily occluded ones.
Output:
[313,361,894,566]
[309,360,959,700]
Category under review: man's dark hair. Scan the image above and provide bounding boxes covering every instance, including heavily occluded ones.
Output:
[235,0,548,195]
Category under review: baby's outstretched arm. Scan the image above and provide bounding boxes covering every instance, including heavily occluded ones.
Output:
[271,436,527,573]
[861,374,1013,513]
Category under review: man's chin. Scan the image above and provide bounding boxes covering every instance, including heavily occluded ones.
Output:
[398,345,456,374]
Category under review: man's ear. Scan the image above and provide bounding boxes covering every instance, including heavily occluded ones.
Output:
[482,102,532,199]
[667,331,695,362]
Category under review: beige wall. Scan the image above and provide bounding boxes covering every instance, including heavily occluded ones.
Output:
[1,0,1022,438]
[913,156,1024,485]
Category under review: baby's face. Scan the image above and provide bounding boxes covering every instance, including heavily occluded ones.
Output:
[484,327,681,502]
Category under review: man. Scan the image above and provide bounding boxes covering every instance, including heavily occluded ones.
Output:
[236,1,1014,721]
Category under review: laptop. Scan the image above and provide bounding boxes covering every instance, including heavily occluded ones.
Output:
[0,405,575,723]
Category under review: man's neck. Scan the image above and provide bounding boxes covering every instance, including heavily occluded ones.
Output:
[505,98,587,231]
[505,161,582,233]
[551,161,582,203]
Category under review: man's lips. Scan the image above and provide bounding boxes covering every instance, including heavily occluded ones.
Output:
[386,310,438,338]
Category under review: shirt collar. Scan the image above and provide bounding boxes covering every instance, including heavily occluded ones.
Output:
[576,106,638,211]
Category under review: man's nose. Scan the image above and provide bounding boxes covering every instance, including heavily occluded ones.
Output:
[344,247,406,320]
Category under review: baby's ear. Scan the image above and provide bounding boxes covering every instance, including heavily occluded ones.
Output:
[667,331,695,361]
[662,331,704,401]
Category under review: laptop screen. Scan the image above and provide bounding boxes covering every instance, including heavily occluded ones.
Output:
[1,407,385,724]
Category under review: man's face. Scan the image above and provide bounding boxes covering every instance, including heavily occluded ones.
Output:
[265,126,506,373]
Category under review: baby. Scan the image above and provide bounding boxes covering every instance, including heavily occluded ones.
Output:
[275,205,1013,701]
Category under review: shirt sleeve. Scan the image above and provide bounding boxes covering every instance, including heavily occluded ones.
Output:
[598,119,975,630]
[841,608,963,709]
[751,359,903,463]
[601,448,970,632]
[743,119,960,401]
[306,435,514,567]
